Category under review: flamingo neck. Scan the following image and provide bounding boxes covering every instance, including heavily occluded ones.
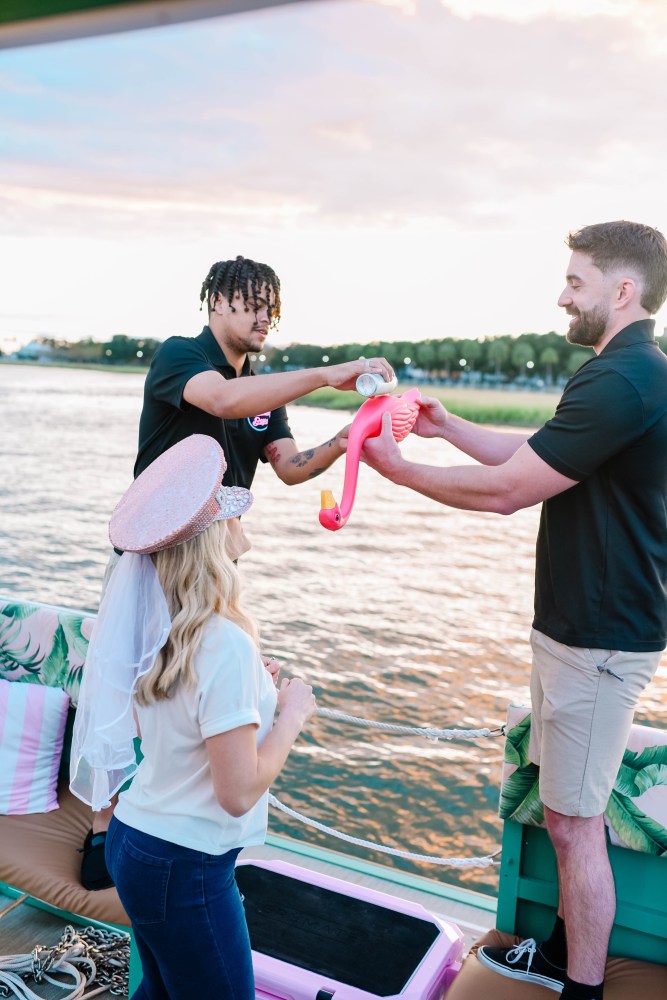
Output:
[337,421,369,520]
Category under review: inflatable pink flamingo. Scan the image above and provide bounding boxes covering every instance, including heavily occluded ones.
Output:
[319,388,422,531]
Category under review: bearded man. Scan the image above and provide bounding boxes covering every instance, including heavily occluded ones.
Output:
[361,221,667,1000]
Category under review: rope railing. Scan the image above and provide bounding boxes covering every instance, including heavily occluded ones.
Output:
[269,794,501,869]
[272,706,506,866]
[315,706,505,742]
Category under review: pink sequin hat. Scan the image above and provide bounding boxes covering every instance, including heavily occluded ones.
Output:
[109,435,253,555]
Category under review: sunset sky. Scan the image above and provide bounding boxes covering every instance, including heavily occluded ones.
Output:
[2,0,667,352]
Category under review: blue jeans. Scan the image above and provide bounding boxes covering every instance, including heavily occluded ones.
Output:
[106,815,254,1000]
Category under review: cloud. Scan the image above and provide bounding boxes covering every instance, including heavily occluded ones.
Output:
[1,0,666,238]
[2,0,667,346]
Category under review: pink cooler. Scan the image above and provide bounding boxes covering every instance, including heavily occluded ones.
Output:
[235,859,464,1000]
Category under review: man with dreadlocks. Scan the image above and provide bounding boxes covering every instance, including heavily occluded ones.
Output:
[79,255,394,892]
[134,255,393,497]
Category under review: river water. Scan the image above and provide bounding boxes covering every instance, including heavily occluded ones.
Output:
[1,364,666,896]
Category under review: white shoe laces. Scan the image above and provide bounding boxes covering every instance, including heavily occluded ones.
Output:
[506,938,538,970]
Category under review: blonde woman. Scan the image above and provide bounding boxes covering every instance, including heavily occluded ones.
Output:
[71,435,315,1000]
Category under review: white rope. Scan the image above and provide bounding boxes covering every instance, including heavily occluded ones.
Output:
[0,926,129,1000]
[0,948,94,999]
[269,794,500,869]
[315,707,503,742]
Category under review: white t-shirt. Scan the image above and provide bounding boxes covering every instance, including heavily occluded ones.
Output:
[115,614,278,855]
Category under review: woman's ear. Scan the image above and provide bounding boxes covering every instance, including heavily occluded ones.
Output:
[225,517,251,561]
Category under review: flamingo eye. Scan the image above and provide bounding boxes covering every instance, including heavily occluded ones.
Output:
[335,514,340,521]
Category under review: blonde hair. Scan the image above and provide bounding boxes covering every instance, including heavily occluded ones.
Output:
[135,520,259,706]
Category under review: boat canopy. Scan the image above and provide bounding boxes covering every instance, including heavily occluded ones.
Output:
[0,0,317,49]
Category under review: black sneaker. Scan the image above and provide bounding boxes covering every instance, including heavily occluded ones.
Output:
[477,937,567,993]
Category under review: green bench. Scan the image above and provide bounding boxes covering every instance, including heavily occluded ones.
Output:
[496,704,667,965]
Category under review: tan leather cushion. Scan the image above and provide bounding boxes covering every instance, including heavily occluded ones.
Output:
[447,930,667,1000]
[0,778,128,927]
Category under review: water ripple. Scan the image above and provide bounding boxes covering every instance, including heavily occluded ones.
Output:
[2,364,666,895]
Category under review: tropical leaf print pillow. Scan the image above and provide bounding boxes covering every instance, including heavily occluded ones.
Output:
[500,705,667,855]
[0,598,94,707]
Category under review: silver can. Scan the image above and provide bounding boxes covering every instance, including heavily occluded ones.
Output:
[355,373,399,397]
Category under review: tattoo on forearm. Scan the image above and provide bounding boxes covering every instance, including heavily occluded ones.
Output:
[265,442,281,464]
[290,448,315,469]
[307,467,326,479]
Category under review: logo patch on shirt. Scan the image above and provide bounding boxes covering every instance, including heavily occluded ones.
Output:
[247,411,270,431]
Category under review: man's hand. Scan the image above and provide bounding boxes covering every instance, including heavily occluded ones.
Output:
[324,357,394,392]
[413,396,449,439]
[361,412,406,483]
[335,422,351,451]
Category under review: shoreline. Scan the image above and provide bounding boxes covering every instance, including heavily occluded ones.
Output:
[0,358,148,375]
[1,358,559,426]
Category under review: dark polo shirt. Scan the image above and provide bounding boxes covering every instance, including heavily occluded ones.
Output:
[529,319,667,652]
[135,326,293,488]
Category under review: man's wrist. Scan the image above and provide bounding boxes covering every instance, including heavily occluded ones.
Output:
[383,457,410,486]
[438,410,454,442]
[332,433,346,455]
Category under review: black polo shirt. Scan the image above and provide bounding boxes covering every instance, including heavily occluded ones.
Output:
[135,326,293,488]
[529,319,667,652]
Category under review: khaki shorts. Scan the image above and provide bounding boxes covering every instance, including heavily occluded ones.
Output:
[529,628,662,817]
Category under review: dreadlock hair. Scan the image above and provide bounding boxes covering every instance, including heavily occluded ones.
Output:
[567,221,667,315]
[199,256,281,327]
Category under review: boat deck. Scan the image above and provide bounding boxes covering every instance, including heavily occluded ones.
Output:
[0,835,496,998]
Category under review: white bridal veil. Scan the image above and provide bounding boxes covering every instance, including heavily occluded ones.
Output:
[70,552,171,811]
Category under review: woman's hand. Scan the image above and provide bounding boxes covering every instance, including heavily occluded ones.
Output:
[261,654,280,685]
[277,677,317,727]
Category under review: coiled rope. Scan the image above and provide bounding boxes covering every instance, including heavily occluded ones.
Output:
[0,925,129,999]
[0,955,86,1000]
[269,794,500,868]
[315,707,505,742]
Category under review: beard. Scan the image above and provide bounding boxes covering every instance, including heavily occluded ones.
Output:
[565,302,610,347]
[226,327,268,357]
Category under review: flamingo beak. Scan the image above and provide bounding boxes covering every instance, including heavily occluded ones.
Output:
[321,489,337,510]
[319,490,343,530]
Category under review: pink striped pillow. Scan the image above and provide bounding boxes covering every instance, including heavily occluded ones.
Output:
[0,680,70,814]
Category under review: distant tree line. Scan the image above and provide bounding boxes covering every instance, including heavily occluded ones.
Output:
[34,334,163,366]
[11,330,667,384]
[262,331,667,385]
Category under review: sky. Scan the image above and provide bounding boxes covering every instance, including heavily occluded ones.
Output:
[2,0,667,352]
